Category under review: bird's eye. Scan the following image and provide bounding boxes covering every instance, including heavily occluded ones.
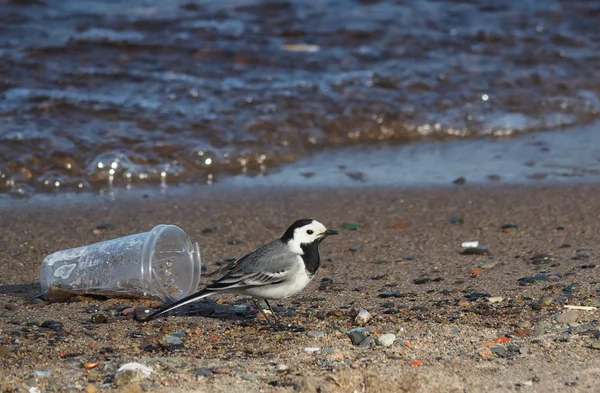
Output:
[306,229,314,235]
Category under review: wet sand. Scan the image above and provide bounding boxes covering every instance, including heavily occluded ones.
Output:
[1,184,600,392]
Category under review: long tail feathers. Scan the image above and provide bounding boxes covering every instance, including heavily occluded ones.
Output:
[144,289,214,321]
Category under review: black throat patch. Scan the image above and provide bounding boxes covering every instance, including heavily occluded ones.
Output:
[300,241,321,276]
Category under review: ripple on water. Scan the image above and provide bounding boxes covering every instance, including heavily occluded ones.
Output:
[1,0,600,195]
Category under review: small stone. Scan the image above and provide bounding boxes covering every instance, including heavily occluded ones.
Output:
[480,261,499,269]
[304,347,320,353]
[453,176,466,185]
[307,331,326,339]
[461,241,479,248]
[479,348,493,359]
[358,336,375,348]
[355,309,372,325]
[33,370,51,378]
[488,297,504,304]
[556,311,580,324]
[40,320,63,330]
[243,375,259,381]
[533,321,549,337]
[114,363,153,387]
[376,334,396,347]
[518,274,550,286]
[379,291,400,298]
[448,217,463,224]
[347,331,367,346]
[501,224,519,233]
[3,303,17,311]
[412,276,431,285]
[591,341,600,350]
[91,314,108,324]
[341,222,361,230]
[211,366,231,375]
[195,368,213,378]
[83,361,100,369]
[531,253,551,265]
[0,346,9,358]
[85,385,97,393]
[275,364,288,372]
[461,247,491,256]
[490,346,507,357]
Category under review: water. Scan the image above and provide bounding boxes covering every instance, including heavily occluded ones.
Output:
[1,0,600,196]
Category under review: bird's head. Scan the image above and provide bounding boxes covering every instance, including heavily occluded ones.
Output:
[281,219,338,254]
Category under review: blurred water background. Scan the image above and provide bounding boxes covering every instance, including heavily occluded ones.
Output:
[1,0,600,197]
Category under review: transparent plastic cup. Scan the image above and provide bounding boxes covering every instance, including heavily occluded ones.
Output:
[40,224,202,302]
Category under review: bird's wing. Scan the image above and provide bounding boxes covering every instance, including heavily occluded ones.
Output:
[205,253,251,277]
[205,241,297,291]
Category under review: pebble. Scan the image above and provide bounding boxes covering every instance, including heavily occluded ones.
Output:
[379,291,400,298]
[358,336,375,348]
[3,303,17,311]
[195,368,213,378]
[243,375,260,381]
[83,361,100,370]
[40,320,63,331]
[488,297,504,304]
[533,321,549,337]
[347,331,367,346]
[556,311,580,324]
[355,309,372,325]
[448,217,463,224]
[85,385,97,393]
[0,346,9,358]
[211,366,231,375]
[461,247,491,256]
[591,341,600,350]
[91,314,108,324]
[33,370,50,378]
[376,334,396,347]
[307,331,326,339]
[114,363,153,387]
[490,346,507,357]
[348,327,371,333]
[531,253,551,264]
[412,276,431,285]
[480,261,499,269]
[501,224,519,232]
[275,364,289,372]
[304,347,320,353]
[461,241,479,248]
[518,274,550,286]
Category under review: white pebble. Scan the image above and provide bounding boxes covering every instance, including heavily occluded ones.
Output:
[304,347,320,353]
[461,240,479,248]
[376,333,396,347]
[116,362,153,377]
[355,309,372,325]
[488,297,504,304]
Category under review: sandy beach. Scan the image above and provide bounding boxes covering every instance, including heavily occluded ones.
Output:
[1,184,599,392]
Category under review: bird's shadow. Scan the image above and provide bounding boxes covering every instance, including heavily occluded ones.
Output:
[0,283,41,299]
[140,301,305,331]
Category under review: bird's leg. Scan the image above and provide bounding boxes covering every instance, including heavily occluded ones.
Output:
[252,299,274,327]
[263,299,281,324]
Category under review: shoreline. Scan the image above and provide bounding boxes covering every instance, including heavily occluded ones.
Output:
[2,119,600,201]
[1,183,600,392]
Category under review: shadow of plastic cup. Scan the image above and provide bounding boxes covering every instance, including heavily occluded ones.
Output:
[40,225,201,302]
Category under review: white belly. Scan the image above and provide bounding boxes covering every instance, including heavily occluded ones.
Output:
[244,264,313,300]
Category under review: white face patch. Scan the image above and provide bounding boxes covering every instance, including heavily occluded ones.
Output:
[286,220,328,254]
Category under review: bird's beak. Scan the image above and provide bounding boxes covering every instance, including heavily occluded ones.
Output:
[322,229,339,237]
